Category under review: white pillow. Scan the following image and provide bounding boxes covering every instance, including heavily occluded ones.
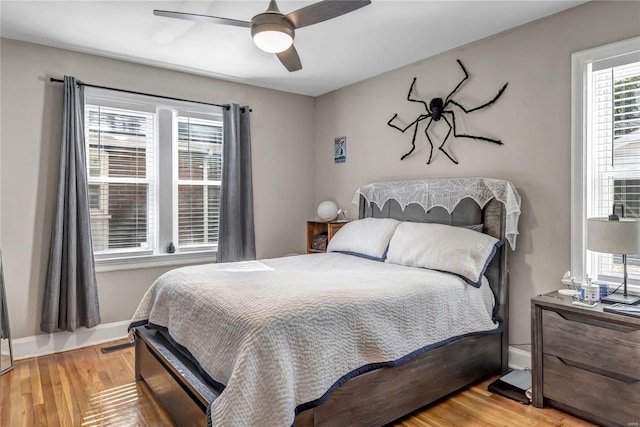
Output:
[385,222,502,287]
[327,218,401,261]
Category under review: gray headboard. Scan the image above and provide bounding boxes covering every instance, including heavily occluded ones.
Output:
[359,195,509,372]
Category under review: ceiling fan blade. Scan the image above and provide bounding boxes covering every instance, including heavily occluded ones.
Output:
[286,0,371,29]
[153,10,251,28]
[277,45,302,72]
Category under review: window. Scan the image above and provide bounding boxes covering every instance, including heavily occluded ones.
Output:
[177,117,223,250]
[86,105,155,254]
[84,89,224,270]
[572,37,640,290]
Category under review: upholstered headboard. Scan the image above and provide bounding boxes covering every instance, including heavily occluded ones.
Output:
[358,194,510,372]
[358,196,507,294]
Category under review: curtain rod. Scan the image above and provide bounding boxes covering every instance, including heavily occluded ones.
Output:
[49,78,252,112]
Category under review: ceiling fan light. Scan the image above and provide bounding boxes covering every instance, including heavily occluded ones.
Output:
[253,29,293,53]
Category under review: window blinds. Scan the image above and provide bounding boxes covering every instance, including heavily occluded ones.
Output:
[589,60,640,282]
[85,105,155,255]
[176,116,223,249]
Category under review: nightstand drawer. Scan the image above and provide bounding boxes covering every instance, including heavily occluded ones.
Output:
[542,310,640,380]
[543,354,640,427]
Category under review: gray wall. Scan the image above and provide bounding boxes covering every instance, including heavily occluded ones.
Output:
[0,39,315,339]
[313,1,640,346]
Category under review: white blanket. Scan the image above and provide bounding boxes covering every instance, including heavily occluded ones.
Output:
[131,253,499,427]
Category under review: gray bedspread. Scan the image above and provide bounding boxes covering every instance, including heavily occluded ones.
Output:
[131,253,499,426]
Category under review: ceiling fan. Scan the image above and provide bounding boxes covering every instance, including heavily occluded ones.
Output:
[153,0,371,72]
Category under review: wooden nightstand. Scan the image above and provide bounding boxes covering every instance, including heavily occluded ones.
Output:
[531,292,640,427]
[306,221,347,254]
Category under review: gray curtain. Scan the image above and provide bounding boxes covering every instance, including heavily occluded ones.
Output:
[218,104,256,262]
[41,76,100,333]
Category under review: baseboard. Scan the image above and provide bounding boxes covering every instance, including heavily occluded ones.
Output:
[508,346,532,371]
[10,320,130,360]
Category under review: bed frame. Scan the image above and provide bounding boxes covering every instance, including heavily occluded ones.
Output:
[134,196,509,426]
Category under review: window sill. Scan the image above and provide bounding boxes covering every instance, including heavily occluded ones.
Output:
[95,251,216,273]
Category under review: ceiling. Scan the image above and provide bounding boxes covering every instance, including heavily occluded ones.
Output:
[0,1,586,97]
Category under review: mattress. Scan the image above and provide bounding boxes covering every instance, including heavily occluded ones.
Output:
[130,253,500,427]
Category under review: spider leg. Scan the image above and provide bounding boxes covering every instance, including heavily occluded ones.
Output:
[421,118,438,164]
[448,82,508,113]
[407,77,430,113]
[400,116,433,161]
[389,113,432,161]
[387,113,431,133]
[438,116,458,164]
[444,110,503,145]
[443,59,469,106]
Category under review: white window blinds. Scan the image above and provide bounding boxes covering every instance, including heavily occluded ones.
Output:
[588,60,640,283]
[176,116,223,250]
[85,105,155,255]
[84,89,225,265]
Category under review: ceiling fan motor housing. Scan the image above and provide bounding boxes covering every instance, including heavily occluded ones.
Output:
[251,12,295,42]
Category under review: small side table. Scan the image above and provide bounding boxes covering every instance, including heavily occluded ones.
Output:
[531,292,640,427]
[306,221,347,254]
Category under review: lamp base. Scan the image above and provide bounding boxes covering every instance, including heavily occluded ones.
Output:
[601,293,640,305]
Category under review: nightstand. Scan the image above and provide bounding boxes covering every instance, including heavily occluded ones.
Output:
[306,221,347,254]
[531,292,640,427]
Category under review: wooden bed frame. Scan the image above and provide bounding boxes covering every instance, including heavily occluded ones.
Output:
[134,196,509,427]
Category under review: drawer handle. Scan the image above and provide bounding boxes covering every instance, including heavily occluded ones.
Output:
[555,311,638,333]
[557,357,639,384]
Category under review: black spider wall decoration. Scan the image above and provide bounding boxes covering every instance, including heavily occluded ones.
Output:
[387,59,508,165]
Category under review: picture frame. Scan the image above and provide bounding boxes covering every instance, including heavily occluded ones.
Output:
[334,136,346,163]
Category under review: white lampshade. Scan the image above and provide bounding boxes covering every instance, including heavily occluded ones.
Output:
[587,217,640,254]
[317,201,338,221]
[253,30,292,53]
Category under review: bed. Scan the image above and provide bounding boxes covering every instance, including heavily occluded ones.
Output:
[131,178,521,427]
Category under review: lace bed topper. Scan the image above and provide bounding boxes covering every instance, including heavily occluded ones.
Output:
[352,177,521,250]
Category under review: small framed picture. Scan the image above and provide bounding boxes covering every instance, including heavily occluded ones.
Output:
[334,136,346,163]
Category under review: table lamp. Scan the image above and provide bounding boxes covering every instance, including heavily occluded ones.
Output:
[587,204,640,305]
[317,201,338,222]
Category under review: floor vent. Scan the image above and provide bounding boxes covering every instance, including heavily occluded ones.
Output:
[100,342,135,354]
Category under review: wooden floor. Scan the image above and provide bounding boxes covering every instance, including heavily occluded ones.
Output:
[1,340,595,427]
